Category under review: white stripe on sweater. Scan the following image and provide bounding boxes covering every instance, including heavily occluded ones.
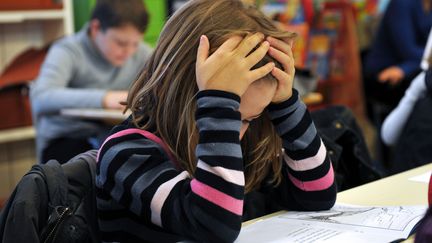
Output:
[150,171,190,227]
[197,159,244,186]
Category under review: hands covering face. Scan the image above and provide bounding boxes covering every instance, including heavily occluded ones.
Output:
[196,33,295,103]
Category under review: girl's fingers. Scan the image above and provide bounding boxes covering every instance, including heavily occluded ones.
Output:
[266,36,291,55]
[248,62,275,82]
[245,41,270,68]
[271,67,290,83]
[206,36,243,64]
[196,35,210,67]
[218,35,243,52]
[268,46,293,72]
[236,32,265,57]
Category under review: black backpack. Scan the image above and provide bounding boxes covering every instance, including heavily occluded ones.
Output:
[310,105,384,191]
[0,150,100,243]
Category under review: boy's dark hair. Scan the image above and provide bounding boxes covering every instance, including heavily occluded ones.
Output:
[91,0,149,33]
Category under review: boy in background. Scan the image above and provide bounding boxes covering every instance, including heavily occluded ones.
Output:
[31,0,152,163]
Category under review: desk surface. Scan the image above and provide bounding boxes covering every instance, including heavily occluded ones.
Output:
[60,108,130,121]
[242,164,432,243]
[337,163,432,206]
[243,163,431,227]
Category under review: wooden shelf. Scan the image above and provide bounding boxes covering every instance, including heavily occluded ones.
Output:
[0,126,35,144]
[0,10,67,23]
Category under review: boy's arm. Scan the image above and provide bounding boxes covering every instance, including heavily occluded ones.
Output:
[30,43,107,116]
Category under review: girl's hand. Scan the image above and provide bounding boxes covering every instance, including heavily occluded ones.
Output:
[196,33,275,97]
[267,36,295,103]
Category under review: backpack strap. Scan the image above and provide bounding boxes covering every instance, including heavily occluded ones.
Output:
[34,160,69,207]
[99,128,181,170]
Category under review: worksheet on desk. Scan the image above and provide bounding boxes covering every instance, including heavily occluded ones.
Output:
[409,171,431,183]
[236,204,427,243]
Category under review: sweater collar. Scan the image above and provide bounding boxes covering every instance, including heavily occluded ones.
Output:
[79,23,114,68]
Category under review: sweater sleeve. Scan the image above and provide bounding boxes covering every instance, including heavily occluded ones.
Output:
[96,90,244,242]
[267,89,337,211]
[381,72,427,145]
[30,42,106,116]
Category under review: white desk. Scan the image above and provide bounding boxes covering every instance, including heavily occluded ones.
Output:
[242,163,432,243]
[60,108,129,120]
[337,163,432,206]
[337,164,432,243]
[60,108,130,125]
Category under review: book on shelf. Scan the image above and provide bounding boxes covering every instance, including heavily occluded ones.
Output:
[305,29,336,81]
[237,203,427,243]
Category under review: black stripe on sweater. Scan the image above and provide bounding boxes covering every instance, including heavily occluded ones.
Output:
[198,130,240,143]
[194,167,244,200]
[196,107,241,120]
[102,145,166,193]
[267,89,299,111]
[198,155,244,170]
[97,208,145,223]
[190,193,242,230]
[197,90,240,102]
[271,109,296,126]
[287,182,337,211]
[284,135,321,160]
[279,111,312,142]
[98,134,145,165]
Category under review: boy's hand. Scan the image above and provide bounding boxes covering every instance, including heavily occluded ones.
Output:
[267,36,295,103]
[102,91,127,109]
[196,33,274,97]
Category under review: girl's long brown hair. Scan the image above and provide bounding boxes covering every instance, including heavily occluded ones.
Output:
[126,0,296,192]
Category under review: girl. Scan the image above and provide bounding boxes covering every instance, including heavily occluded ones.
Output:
[96,0,336,242]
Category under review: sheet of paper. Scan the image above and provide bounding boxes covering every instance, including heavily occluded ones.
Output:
[409,171,431,184]
[236,204,427,243]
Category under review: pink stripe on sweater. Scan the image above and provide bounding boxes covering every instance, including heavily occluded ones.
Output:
[191,179,243,215]
[288,163,334,191]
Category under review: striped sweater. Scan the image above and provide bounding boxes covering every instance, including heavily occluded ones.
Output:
[96,89,336,242]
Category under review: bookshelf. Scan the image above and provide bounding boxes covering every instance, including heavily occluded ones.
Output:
[260,0,366,119]
[316,1,366,119]
[0,0,73,73]
[0,0,74,204]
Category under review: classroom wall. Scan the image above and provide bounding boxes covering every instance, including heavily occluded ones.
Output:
[73,0,166,46]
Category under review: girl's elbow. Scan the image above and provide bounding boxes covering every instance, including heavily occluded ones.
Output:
[304,185,337,211]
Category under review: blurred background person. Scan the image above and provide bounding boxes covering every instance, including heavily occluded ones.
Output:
[30,0,152,164]
[362,0,432,165]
